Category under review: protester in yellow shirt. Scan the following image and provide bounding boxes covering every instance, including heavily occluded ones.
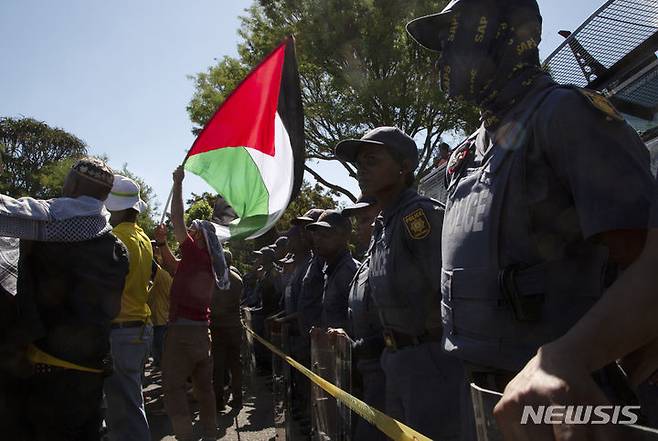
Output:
[148,249,172,368]
[103,174,154,441]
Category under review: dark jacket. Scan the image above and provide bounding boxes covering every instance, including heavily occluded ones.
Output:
[16,233,129,369]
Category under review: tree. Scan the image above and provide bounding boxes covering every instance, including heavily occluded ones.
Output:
[187,0,480,201]
[118,163,159,238]
[0,117,88,198]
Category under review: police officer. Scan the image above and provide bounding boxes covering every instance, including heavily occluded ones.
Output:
[289,208,325,429]
[336,126,464,440]
[407,0,656,436]
[306,210,359,330]
[339,197,388,441]
[347,195,379,260]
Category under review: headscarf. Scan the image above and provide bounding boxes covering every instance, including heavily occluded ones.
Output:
[0,193,113,296]
[437,0,544,128]
[191,219,230,290]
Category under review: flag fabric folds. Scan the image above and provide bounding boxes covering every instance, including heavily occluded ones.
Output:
[184,37,304,240]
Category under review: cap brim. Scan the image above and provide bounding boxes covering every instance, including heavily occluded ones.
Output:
[104,196,147,213]
[335,139,385,163]
[305,221,333,231]
[342,202,374,216]
[406,12,452,52]
[291,216,315,225]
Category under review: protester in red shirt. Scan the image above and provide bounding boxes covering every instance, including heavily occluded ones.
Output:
[155,165,218,441]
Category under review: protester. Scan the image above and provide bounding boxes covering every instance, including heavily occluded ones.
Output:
[103,174,154,441]
[156,165,229,441]
[147,247,173,369]
[210,250,244,411]
[0,157,129,440]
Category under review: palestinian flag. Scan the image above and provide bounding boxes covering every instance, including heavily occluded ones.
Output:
[184,37,304,240]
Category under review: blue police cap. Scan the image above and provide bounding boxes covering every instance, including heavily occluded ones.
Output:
[305,209,352,234]
[342,195,378,217]
[335,126,419,171]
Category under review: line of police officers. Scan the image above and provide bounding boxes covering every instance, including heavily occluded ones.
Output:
[243,0,658,439]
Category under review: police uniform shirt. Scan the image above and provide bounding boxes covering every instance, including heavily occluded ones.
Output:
[297,255,325,333]
[283,253,312,316]
[650,177,658,228]
[320,250,359,330]
[368,188,444,336]
[348,258,385,360]
[257,267,281,315]
[442,75,657,371]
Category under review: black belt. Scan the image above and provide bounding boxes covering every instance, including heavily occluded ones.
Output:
[382,328,443,352]
[110,320,145,329]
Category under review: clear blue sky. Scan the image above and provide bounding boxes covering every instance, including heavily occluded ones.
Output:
[0,0,607,211]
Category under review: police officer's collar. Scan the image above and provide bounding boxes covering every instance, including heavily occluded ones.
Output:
[322,249,351,275]
[381,188,418,225]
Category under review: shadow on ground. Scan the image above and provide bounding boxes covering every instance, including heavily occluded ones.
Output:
[144,362,276,441]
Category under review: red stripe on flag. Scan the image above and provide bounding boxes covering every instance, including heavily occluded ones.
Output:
[188,42,286,158]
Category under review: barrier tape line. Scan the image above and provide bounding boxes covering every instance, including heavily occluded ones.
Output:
[242,321,433,441]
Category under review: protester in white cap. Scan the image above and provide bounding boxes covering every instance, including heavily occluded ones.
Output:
[103,174,154,441]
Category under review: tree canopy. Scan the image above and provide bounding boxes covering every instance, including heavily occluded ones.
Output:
[187,0,480,200]
[0,117,88,198]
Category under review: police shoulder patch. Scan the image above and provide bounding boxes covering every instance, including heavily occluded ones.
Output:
[578,88,623,122]
[403,208,431,240]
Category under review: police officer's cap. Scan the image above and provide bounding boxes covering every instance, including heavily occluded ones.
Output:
[335,126,419,170]
[254,246,275,259]
[291,208,325,226]
[342,195,378,217]
[406,0,459,52]
[406,0,542,52]
[274,236,288,249]
[305,209,352,234]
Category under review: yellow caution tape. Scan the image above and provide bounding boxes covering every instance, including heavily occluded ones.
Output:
[242,321,433,441]
[26,344,103,374]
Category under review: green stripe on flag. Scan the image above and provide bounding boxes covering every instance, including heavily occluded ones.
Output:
[185,147,270,234]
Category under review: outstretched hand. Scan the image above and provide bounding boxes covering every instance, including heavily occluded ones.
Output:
[154,223,167,243]
[173,165,185,184]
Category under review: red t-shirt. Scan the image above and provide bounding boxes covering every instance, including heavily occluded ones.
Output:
[169,235,214,322]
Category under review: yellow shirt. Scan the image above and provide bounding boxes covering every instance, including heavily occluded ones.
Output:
[148,266,172,326]
[112,222,153,322]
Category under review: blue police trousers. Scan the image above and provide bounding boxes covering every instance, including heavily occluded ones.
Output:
[381,341,464,441]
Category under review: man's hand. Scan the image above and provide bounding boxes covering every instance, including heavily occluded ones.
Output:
[173,165,185,184]
[327,328,353,345]
[493,343,617,441]
[154,224,167,243]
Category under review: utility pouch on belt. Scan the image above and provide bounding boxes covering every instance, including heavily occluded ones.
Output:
[499,265,544,322]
